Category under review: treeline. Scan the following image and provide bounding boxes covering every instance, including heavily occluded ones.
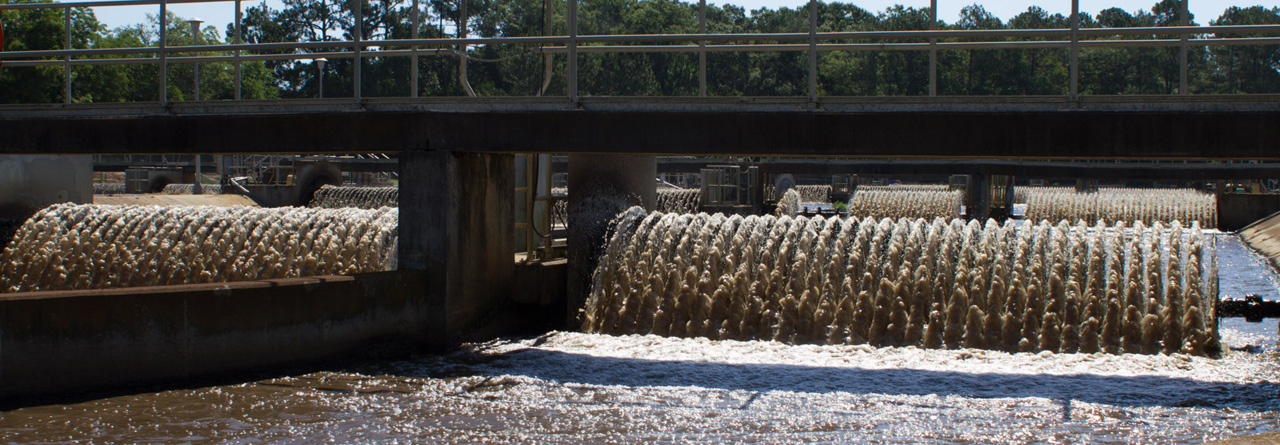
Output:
[2,0,1278,103]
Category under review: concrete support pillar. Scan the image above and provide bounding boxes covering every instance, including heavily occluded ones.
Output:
[0,155,92,247]
[566,154,656,327]
[398,151,514,347]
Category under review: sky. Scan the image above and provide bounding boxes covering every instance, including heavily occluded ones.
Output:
[87,0,1280,33]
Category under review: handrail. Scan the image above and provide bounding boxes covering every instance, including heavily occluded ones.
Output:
[1,0,1277,104]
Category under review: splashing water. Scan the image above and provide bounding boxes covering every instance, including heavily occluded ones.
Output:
[162,184,222,195]
[1021,186,1216,228]
[583,210,1220,357]
[0,204,399,293]
[308,185,399,209]
[655,188,701,214]
[846,185,963,220]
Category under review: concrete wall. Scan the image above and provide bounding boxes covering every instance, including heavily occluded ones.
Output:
[0,155,92,248]
[399,151,514,347]
[0,155,91,219]
[0,272,431,405]
[566,155,656,327]
[1239,211,1280,273]
[1218,193,1280,232]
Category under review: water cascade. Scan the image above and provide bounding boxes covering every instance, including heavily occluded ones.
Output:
[793,185,832,204]
[162,184,222,195]
[846,185,963,220]
[655,189,701,214]
[1021,187,1216,228]
[0,204,398,293]
[309,185,399,209]
[93,183,126,195]
[583,209,1220,357]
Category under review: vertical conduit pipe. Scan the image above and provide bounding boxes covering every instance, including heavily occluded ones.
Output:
[928,0,936,96]
[568,0,578,101]
[159,0,167,103]
[1180,0,1189,94]
[1069,0,1079,103]
[807,0,817,104]
[699,0,707,96]
[64,6,71,104]
[234,0,242,100]
[411,0,419,97]
[354,0,362,102]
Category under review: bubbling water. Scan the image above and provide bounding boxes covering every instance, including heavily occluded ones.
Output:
[583,210,1221,357]
[0,204,398,293]
[793,185,832,203]
[93,183,126,195]
[655,189,701,214]
[309,185,399,209]
[1022,187,1216,228]
[846,185,963,220]
[162,184,222,195]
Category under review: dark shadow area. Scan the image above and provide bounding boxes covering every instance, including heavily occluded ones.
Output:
[355,340,1280,412]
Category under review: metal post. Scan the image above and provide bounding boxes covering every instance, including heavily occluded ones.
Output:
[354,0,362,102]
[159,0,167,103]
[698,0,706,96]
[64,6,71,104]
[458,0,475,96]
[538,0,552,96]
[234,0,242,100]
[807,0,817,103]
[317,58,326,98]
[568,0,578,101]
[928,0,937,96]
[410,0,419,97]
[1179,0,1189,94]
[1069,0,1079,102]
[188,19,202,101]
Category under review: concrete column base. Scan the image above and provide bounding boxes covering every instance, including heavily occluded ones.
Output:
[566,154,656,327]
[398,151,514,347]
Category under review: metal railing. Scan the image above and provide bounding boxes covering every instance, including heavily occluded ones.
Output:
[2,0,1279,106]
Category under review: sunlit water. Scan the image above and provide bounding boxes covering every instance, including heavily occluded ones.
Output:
[0,235,1276,443]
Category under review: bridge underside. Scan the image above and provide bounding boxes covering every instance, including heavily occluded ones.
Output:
[2,97,1278,159]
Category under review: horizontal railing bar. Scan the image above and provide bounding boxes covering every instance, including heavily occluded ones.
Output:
[3,25,1279,61]
[0,0,228,9]
[4,36,1277,64]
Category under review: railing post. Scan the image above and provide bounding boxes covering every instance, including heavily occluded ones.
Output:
[698,0,706,97]
[159,0,167,104]
[1179,0,1189,95]
[1069,0,1079,103]
[458,0,475,96]
[354,0,362,103]
[234,0,242,100]
[410,0,419,98]
[64,6,71,104]
[568,0,578,101]
[928,0,936,96]
[538,0,553,96]
[807,0,817,104]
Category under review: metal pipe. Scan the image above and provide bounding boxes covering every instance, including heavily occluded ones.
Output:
[538,0,552,96]
[699,0,706,97]
[354,0,362,102]
[64,6,72,104]
[1180,0,1189,95]
[807,0,817,103]
[234,0,241,100]
[1069,0,1079,102]
[410,0,419,98]
[928,0,936,97]
[189,18,202,101]
[458,0,475,97]
[159,0,167,103]
[8,36,1280,68]
[568,0,578,101]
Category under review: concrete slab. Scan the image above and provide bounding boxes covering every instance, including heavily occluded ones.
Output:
[1239,211,1280,273]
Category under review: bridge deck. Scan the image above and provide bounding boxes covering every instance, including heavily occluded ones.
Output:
[2,96,1278,159]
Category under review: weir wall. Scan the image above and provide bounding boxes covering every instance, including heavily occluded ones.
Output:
[0,271,431,405]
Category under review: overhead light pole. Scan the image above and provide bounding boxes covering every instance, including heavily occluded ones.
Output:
[316,58,327,98]
[186,18,203,101]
